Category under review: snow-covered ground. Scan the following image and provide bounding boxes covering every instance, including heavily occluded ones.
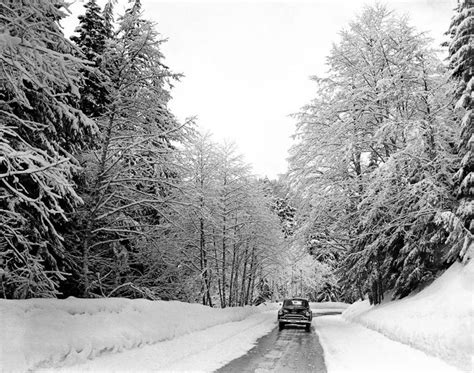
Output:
[342,261,474,372]
[315,315,462,373]
[0,299,346,372]
[2,262,471,373]
[1,298,270,371]
[54,310,275,372]
[311,301,349,315]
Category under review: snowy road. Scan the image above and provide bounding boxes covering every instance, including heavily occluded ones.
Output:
[51,308,462,373]
[217,311,463,373]
[216,321,327,373]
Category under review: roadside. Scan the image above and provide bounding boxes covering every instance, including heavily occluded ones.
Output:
[342,261,473,372]
[4,298,466,373]
[1,298,266,371]
[55,311,276,372]
[315,315,462,373]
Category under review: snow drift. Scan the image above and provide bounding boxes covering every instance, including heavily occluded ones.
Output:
[310,301,349,314]
[0,297,261,371]
[342,261,474,372]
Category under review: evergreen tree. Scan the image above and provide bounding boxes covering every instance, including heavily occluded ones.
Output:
[71,3,185,298]
[0,0,96,298]
[103,0,117,39]
[70,0,110,117]
[445,0,474,262]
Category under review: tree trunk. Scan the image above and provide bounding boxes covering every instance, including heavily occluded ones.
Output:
[229,240,237,306]
[221,215,227,308]
[232,254,239,307]
[245,249,256,305]
[81,108,116,297]
[81,222,91,297]
[199,216,212,307]
[213,228,224,307]
[239,245,249,306]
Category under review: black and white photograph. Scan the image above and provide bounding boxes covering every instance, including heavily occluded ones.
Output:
[0,0,472,372]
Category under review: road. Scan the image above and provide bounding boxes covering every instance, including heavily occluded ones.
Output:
[216,311,341,373]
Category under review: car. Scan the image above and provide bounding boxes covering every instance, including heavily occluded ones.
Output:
[277,298,312,332]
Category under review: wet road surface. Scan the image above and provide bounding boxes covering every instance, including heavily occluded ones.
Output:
[216,311,341,373]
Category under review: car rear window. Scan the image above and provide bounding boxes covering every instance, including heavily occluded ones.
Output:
[283,299,308,307]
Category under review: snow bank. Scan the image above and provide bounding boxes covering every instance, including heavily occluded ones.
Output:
[310,301,350,309]
[257,301,281,310]
[56,312,277,372]
[311,301,350,314]
[342,261,474,372]
[0,297,261,372]
[316,315,461,373]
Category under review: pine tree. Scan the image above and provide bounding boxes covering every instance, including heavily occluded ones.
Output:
[0,0,96,298]
[73,3,185,297]
[446,0,474,262]
[70,0,110,117]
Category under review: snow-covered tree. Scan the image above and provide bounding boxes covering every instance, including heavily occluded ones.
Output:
[239,181,285,305]
[443,0,474,263]
[289,4,459,303]
[0,0,97,298]
[174,132,286,306]
[70,0,110,117]
[273,244,335,301]
[176,132,220,305]
[262,178,297,238]
[70,3,186,297]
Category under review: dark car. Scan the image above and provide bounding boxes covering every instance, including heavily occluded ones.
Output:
[277,298,312,331]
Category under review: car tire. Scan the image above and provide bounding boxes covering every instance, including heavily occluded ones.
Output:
[305,323,311,332]
[279,322,285,330]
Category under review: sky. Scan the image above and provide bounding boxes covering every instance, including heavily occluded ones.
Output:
[63,0,457,179]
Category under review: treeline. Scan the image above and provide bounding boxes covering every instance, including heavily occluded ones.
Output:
[0,0,288,304]
[288,4,473,304]
[176,135,287,306]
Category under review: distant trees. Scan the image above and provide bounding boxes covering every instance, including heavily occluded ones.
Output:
[289,4,461,304]
[176,133,286,306]
[264,178,296,239]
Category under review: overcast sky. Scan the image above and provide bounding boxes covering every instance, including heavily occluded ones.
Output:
[63,0,457,179]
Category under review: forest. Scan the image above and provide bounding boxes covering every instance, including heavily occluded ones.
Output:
[0,0,472,306]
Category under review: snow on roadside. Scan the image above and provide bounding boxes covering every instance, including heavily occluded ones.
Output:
[315,315,461,373]
[54,302,346,372]
[311,301,350,315]
[56,311,277,372]
[311,301,350,310]
[342,261,474,372]
[0,297,263,371]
